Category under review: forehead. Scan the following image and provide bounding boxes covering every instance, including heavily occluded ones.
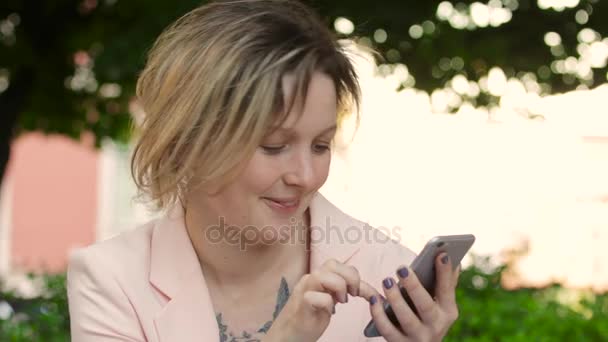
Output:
[276,71,338,131]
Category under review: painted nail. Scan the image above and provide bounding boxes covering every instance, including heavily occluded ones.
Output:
[397,267,409,278]
[332,306,336,314]
[441,255,449,265]
[383,277,394,289]
[370,295,377,305]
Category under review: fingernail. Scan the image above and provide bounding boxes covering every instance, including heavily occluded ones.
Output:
[397,266,409,278]
[383,277,394,289]
[441,255,449,265]
[332,306,336,314]
[370,295,377,305]
[345,294,349,303]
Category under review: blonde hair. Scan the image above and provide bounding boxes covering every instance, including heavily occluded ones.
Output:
[131,0,361,212]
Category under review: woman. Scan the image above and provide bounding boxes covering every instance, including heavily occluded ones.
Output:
[67,0,461,341]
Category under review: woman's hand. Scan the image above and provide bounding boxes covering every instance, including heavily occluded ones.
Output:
[264,258,374,342]
[367,253,461,342]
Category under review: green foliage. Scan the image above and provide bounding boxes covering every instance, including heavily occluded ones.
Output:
[0,273,69,342]
[446,256,608,341]
[0,259,607,341]
[1,0,607,145]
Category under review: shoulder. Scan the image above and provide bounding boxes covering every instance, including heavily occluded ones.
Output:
[312,192,417,270]
[67,219,157,282]
[353,216,417,267]
[66,220,161,340]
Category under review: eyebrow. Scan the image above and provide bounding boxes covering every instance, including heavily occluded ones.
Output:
[321,124,338,134]
[270,124,337,137]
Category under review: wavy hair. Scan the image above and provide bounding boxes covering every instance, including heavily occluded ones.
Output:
[131,0,361,212]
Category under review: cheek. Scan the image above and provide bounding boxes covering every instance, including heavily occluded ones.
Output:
[241,154,283,192]
[313,154,332,186]
[241,151,332,191]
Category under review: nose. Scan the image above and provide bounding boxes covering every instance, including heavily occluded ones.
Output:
[283,148,316,189]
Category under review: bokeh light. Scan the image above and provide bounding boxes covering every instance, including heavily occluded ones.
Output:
[0,69,9,93]
[422,20,436,35]
[575,9,589,25]
[488,67,508,96]
[373,28,388,43]
[437,1,514,30]
[99,83,121,99]
[409,25,423,39]
[544,32,562,47]
[436,1,454,20]
[451,74,470,95]
[334,17,355,35]
[578,28,599,44]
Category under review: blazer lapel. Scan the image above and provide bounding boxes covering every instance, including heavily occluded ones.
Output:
[308,192,362,270]
[308,192,369,342]
[147,192,363,342]
[149,206,219,342]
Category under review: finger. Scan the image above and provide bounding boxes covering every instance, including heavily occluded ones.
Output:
[452,263,462,284]
[294,274,338,306]
[369,295,409,342]
[398,266,439,324]
[322,259,361,298]
[358,279,381,301]
[312,269,349,304]
[435,253,456,309]
[385,272,424,335]
[303,291,336,316]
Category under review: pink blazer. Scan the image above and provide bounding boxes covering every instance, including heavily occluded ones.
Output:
[67,192,416,341]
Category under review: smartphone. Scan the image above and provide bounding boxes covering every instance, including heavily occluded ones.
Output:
[363,234,476,337]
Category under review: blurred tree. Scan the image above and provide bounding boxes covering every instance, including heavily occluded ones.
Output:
[1,0,607,185]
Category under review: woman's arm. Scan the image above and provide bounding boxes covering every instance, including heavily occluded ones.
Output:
[67,248,145,341]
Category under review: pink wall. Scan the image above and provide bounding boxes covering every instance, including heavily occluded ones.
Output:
[7,133,98,273]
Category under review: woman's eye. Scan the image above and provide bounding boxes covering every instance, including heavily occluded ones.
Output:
[313,144,330,153]
[261,145,285,154]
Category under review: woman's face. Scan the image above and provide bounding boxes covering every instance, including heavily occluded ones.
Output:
[192,71,338,244]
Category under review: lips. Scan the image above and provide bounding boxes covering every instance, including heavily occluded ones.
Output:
[262,196,300,213]
[263,197,299,207]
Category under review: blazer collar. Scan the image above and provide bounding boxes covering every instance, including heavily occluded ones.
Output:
[307,192,362,269]
[149,204,219,341]
[148,192,361,341]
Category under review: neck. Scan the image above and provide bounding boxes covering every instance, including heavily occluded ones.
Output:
[184,206,311,292]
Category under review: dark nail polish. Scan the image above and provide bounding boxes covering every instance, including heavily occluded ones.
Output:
[441,255,449,265]
[397,267,409,278]
[370,295,377,305]
[383,277,394,289]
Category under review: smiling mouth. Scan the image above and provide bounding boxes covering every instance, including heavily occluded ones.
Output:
[262,197,300,212]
